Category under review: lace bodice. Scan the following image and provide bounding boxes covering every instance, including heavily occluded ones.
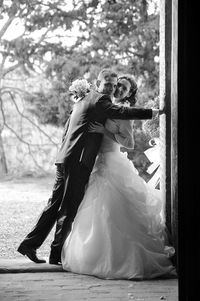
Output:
[99,119,134,153]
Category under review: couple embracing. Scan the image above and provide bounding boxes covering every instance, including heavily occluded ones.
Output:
[18,68,176,279]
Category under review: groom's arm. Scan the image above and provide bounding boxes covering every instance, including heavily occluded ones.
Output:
[97,96,162,120]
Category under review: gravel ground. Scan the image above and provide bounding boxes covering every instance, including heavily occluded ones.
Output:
[0,175,56,259]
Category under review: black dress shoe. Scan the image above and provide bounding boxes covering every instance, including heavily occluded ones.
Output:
[49,255,61,265]
[49,258,62,265]
[17,244,46,263]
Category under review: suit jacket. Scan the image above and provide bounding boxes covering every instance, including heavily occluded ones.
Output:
[55,90,153,172]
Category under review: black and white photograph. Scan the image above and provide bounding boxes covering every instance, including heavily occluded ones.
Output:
[0,0,196,300]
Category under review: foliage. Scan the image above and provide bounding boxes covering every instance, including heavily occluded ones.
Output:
[43,0,159,133]
[1,89,62,175]
[0,0,160,174]
[142,95,160,138]
[0,0,87,173]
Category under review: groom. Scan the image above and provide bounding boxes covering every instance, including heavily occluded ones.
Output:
[17,68,163,265]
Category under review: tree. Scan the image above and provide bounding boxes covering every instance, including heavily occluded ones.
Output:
[27,0,160,125]
[0,0,90,174]
[0,0,160,175]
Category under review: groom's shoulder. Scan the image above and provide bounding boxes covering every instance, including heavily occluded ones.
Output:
[94,91,111,102]
[86,90,111,102]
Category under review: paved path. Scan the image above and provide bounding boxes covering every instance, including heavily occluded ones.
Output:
[0,259,178,301]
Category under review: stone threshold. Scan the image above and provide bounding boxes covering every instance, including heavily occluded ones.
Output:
[0,258,178,280]
[0,258,63,273]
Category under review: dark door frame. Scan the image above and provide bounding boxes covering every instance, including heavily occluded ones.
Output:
[159,0,178,264]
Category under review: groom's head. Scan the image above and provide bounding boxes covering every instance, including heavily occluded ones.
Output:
[96,69,118,96]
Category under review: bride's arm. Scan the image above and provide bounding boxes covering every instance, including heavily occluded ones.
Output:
[114,120,135,149]
[88,120,134,149]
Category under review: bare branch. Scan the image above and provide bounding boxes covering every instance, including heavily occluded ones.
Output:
[0,86,37,97]
[0,54,7,77]
[1,115,54,147]
[1,98,52,173]
[35,1,89,26]
[3,63,22,77]
[27,144,48,173]
[3,91,58,146]
[0,15,16,39]
[35,27,52,47]
[0,96,5,132]
[27,27,54,57]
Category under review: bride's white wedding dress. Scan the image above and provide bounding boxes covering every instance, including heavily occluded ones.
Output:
[61,119,176,279]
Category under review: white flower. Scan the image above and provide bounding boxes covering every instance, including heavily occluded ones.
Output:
[123,100,131,107]
[69,79,91,102]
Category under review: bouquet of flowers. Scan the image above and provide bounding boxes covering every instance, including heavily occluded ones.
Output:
[69,78,91,102]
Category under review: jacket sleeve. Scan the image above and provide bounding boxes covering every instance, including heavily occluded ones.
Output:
[96,96,153,120]
[61,114,71,143]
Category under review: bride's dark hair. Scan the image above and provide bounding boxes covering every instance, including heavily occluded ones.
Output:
[118,74,138,106]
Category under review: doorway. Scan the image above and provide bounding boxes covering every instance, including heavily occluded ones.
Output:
[159,0,178,264]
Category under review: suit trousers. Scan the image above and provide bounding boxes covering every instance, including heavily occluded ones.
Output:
[20,162,90,260]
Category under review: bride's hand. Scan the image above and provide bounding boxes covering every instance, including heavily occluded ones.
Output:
[88,122,105,134]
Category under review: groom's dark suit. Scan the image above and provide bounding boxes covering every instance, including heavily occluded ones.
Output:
[19,90,153,262]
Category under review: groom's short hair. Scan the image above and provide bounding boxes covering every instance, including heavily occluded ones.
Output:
[97,69,118,81]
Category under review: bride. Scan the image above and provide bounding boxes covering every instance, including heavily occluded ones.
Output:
[61,74,176,280]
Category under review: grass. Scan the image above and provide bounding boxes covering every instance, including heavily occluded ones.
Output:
[0,175,56,259]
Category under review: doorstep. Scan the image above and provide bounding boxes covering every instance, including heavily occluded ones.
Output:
[0,258,63,273]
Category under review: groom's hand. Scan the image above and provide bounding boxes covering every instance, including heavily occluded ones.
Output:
[152,106,166,118]
[88,122,105,134]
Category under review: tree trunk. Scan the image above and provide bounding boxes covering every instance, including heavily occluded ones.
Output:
[0,131,8,177]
